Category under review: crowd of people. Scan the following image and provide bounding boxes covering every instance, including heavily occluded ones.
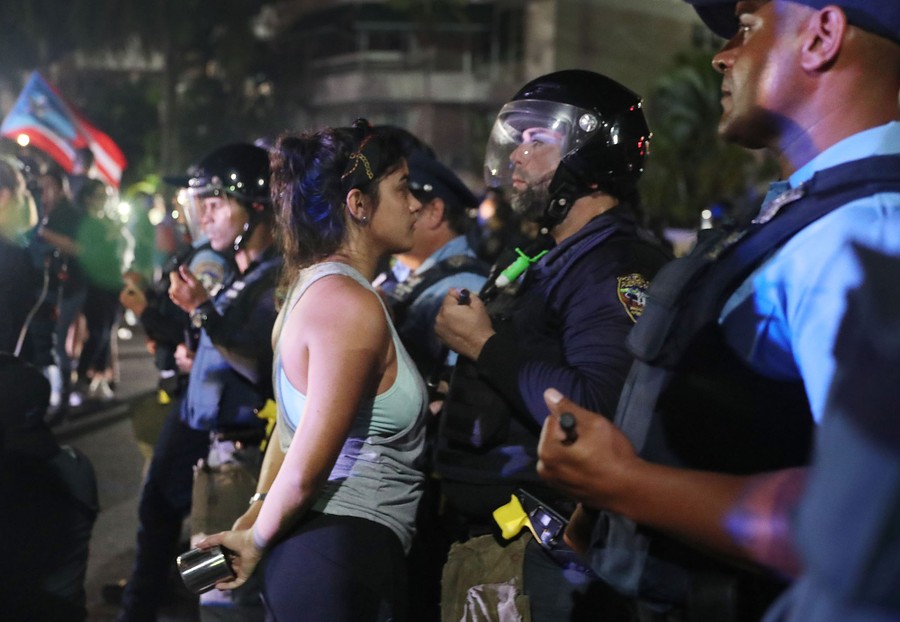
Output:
[0,147,134,417]
[1,0,899,620]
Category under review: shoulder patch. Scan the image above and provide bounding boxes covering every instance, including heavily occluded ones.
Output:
[617,273,650,323]
[191,259,227,294]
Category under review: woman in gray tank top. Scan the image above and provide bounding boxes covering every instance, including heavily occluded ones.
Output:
[197,120,428,621]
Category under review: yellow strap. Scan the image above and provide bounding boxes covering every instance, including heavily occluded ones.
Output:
[157,389,171,405]
[256,399,278,451]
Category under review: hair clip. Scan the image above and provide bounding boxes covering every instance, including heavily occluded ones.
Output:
[341,118,380,187]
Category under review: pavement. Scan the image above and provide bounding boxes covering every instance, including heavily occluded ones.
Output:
[52,323,199,621]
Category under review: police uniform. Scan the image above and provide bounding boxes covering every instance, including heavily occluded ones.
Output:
[181,244,281,432]
[432,68,665,622]
[119,142,280,622]
[436,206,668,620]
[587,123,900,617]
[764,247,900,622]
[120,245,281,620]
[378,151,489,380]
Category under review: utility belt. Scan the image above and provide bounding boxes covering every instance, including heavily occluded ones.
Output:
[491,491,785,622]
[440,488,592,622]
[493,488,595,578]
[212,426,267,447]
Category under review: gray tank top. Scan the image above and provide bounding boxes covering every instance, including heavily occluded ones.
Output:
[272,261,428,551]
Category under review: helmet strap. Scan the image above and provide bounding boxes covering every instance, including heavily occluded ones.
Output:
[233,219,254,253]
[232,201,268,253]
[541,165,589,232]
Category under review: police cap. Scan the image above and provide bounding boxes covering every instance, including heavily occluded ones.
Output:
[685,0,900,45]
[408,152,478,218]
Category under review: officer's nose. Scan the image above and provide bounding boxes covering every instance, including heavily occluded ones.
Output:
[510,142,530,165]
[712,38,738,74]
[198,204,213,225]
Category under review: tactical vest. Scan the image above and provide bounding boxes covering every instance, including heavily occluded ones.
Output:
[182,247,281,432]
[388,254,489,378]
[436,217,634,519]
[388,254,490,327]
[590,154,900,612]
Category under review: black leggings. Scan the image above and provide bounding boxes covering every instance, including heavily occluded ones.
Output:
[261,512,408,622]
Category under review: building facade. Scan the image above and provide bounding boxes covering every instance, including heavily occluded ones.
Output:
[265,0,706,188]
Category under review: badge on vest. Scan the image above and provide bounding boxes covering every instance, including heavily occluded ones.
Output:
[617,273,650,323]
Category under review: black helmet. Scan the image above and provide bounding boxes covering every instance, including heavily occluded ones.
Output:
[186,143,271,205]
[484,69,650,229]
[168,143,271,249]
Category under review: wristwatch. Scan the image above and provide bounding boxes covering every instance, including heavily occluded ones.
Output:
[190,302,213,329]
[248,492,268,505]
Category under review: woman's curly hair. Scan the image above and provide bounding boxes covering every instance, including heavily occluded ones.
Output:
[270,122,406,291]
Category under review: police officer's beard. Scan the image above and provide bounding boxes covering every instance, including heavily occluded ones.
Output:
[510,179,552,224]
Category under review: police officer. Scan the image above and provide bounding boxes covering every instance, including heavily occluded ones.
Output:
[536,1,900,620]
[117,215,229,470]
[378,150,489,381]
[373,149,490,622]
[116,143,281,622]
[0,157,39,356]
[433,70,670,621]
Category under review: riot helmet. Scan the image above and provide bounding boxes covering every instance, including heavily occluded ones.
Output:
[170,143,271,252]
[484,70,650,230]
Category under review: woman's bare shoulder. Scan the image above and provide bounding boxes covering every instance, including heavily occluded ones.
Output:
[294,274,386,337]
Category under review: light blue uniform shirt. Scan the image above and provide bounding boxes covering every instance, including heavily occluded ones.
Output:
[394,235,487,368]
[720,121,900,422]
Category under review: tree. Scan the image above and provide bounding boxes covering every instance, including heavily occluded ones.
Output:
[639,48,777,229]
[0,0,277,185]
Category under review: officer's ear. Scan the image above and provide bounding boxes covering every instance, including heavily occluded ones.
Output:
[800,5,847,72]
[421,197,446,229]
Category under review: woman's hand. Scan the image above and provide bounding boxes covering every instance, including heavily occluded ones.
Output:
[232,500,263,532]
[195,529,263,591]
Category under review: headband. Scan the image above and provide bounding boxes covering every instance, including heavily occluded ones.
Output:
[340,118,385,192]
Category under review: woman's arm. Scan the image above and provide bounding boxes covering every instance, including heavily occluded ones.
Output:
[200,276,391,588]
[231,421,287,531]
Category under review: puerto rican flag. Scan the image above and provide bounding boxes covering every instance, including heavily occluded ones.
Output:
[1,72,127,188]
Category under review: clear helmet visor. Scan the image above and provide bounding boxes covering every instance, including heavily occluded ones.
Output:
[483,99,602,190]
[179,177,228,244]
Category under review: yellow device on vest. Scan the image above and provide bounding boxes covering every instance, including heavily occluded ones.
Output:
[493,494,536,541]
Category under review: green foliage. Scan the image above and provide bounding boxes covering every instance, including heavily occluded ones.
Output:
[639,49,777,228]
[0,0,275,187]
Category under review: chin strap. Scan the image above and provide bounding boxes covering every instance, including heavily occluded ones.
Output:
[232,201,268,252]
[540,166,587,232]
[232,220,252,253]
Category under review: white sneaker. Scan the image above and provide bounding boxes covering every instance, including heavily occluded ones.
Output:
[45,365,63,401]
[88,378,115,401]
[68,391,84,408]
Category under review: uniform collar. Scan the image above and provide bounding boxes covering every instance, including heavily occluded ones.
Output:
[790,121,900,187]
[414,235,472,276]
